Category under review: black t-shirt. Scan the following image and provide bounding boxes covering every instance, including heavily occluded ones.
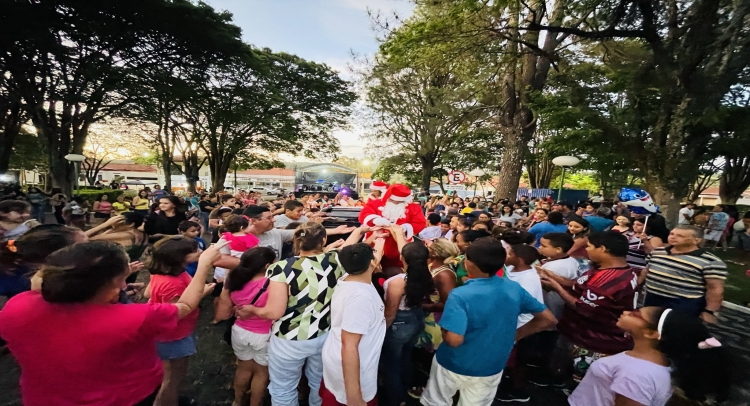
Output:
[145,212,188,239]
[199,201,215,213]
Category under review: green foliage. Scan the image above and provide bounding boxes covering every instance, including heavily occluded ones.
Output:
[73,189,124,205]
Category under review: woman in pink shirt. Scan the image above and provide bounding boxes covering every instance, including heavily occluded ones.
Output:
[144,236,209,406]
[216,246,277,406]
[0,240,223,406]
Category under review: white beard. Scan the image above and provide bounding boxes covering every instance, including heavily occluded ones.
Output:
[380,201,407,223]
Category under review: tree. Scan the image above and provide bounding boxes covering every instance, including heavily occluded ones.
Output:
[712,101,750,204]
[525,0,750,222]
[362,51,492,191]
[183,52,355,192]
[0,72,25,173]
[379,0,589,200]
[0,0,246,196]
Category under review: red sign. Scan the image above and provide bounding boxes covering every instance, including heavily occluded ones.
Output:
[448,170,467,184]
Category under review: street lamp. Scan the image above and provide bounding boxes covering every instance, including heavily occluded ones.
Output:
[359,160,371,195]
[469,169,485,196]
[551,155,580,201]
[64,154,86,192]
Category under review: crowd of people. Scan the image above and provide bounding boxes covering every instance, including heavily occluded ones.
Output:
[0,180,740,406]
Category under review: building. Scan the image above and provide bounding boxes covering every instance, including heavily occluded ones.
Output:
[695,187,750,206]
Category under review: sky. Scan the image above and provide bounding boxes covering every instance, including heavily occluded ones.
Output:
[203,0,415,158]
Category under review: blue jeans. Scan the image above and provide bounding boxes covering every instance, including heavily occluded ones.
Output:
[268,333,327,406]
[31,204,45,223]
[643,292,706,317]
[379,308,424,406]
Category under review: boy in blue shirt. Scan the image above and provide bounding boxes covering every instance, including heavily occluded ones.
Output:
[178,221,205,277]
[421,239,557,406]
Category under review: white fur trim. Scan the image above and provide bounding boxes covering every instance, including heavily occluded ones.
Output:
[362,214,382,227]
[389,194,412,202]
[370,184,387,191]
[401,223,414,240]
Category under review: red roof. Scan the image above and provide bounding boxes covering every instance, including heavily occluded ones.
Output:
[101,163,157,173]
[238,169,294,176]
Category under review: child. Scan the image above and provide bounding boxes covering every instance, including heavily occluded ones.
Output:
[212,215,258,324]
[216,247,277,406]
[145,236,210,406]
[420,239,556,406]
[535,232,578,320]
[178,221,206,277]
[222,215,260,256]
[496,244,545,402]
[569,307,730,405]
[112,194,131,216]
[453,229,492,284]
[321,242,386,406]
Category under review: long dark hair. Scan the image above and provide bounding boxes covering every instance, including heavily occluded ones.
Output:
[654,308,732,402]
[145,236,198,276]
[225,247,276,293]
[0,224,83,274]
[401,242,435,308]
[159,195,186,214]
[41,241,129,303]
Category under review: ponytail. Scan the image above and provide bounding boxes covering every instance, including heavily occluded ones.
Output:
[401,242,435,308]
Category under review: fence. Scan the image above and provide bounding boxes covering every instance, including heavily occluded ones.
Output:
[516,188,590,204]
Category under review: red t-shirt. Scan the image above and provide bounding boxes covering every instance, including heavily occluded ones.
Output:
[557,267,638,354]
[149,272,199,341]
[0,291,178,406]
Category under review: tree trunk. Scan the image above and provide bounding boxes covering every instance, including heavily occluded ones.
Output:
[420,159,434,192]
[719,158,750,205]
[494,128,525,201]
[210,153,234,192]
[648,182,682,228]
[0,101,23,173]
[159,153,172,192]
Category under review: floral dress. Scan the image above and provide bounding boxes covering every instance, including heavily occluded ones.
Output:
[416,264,455,352]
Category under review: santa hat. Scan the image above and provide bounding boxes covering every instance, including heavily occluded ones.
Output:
[382,184,413,203]
[370,180,388,192]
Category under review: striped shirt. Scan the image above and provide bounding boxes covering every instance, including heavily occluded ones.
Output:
[645,247,727,299]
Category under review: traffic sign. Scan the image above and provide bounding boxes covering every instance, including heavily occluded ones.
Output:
[447,170,467,184]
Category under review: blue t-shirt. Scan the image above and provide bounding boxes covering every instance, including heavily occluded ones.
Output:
[586,216,615,233]
[185,237,206,277]
[436,276,546,377]
[528,222,569,247]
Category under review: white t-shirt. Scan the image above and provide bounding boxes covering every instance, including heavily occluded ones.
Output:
[543,256,579,280]
[274,213,310,229]
[507,269,544,328]
[542,257,579,319]
[322,277,386,403]
[678,207,694,225]
[418,225,443,240]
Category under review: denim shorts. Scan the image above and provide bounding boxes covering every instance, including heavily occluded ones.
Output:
[156,334,197,360]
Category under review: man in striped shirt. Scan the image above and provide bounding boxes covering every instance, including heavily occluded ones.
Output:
[643,225,726,323]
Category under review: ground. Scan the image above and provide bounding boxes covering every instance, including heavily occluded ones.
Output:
[1,243,749,405]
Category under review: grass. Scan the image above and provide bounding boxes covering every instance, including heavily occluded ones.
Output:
[711,248,750,305]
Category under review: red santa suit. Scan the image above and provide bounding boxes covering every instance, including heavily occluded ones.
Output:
[358,184,427,268]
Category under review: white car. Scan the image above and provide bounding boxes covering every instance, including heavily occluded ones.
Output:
[267,188,285,195]
[251,187,269,193]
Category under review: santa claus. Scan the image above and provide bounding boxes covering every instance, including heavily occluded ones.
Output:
[367,180,388,203]
[358,184,427,268]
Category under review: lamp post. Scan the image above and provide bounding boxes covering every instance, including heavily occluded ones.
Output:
[551,155,580,201]
[359,160,371,195]
[469,169,485,197]
[64,154,86,192]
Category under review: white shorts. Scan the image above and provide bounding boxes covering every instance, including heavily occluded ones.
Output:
[704,229,723,242]
[421,357,503,406]
[231,324,271,365]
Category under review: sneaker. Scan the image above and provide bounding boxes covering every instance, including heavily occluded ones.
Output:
[528,375,566,388]
[407,387,423,399]
[495,389,531,403]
